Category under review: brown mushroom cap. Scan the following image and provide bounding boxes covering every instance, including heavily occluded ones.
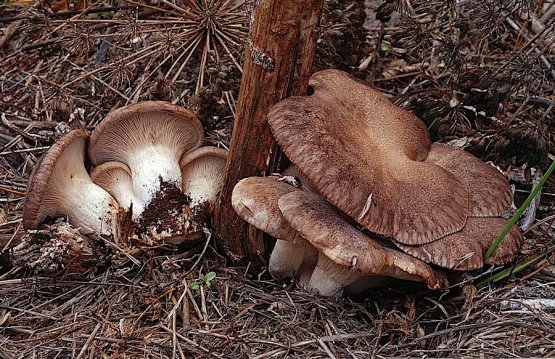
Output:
[232,176,302,242]
[392,218,523,270]
[268,69,469,245]
[88,101,205,206]
[232,176,315,279]
[425,143,512,217]
[278,190,449,290]
[23,129,121,237]
[179,146,228,211]
[90,161,142,216]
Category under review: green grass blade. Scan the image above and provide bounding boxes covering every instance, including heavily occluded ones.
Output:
[484,159,555,261]
[477,244,555,287]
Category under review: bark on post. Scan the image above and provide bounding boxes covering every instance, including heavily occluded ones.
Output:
[214,0,324,261]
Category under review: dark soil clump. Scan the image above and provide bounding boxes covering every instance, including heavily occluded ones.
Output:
[133,181,206,245]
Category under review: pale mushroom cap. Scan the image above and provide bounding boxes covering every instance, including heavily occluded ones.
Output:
[278,190,449,290]
[232,176,315,280]
[268,69,469,245]
[88,101,205,205]
[90,161,144,216]
[231,176,302,242]
[179,146,228,209]
[392,218,523,270]
[23,129,121,237]
[425,143,512,217]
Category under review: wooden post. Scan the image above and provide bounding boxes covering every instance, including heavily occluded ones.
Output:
[214,0,324,261]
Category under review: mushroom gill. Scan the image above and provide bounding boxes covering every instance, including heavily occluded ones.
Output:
[88,101,205,215]
[23,129,123,240]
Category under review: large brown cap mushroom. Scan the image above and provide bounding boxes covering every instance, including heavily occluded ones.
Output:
[88,101,205,210]
[23,129,122,238]
[278,190,449,296]
[179,146,228,212]
[268,69,469,245]
[232,176,316,279]
[392,218,523,270]
[90,161,144,218]
[425,143,512,217]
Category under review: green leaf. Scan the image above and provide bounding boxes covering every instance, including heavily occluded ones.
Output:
[380,42,389,52]
[190,282,200,291]
[204,272,217,282]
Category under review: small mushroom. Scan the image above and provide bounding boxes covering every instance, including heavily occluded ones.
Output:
[268,69,470,245]
[232,176,316,279]
[278,190,449,297]
[90,161,144,218]
[88,101,205,211]
[179,146,228,212]
[23,129,122,239]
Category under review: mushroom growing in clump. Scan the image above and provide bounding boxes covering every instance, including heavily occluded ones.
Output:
[391,142,522,270]
[232,175,448,297]
[267,69,522,267]
[278,191,449,297]
[268,69,511,245]
[424,143,512,217]
[88,101,205,217]
[232,176,316,280]
[23,129,123,239]
[392,217,523,270]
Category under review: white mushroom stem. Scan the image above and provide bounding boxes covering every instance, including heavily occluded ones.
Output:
[184,174,222,207]
[127,145,182,205]
[58,180,120,237]
[107,182,144,220]
[268,239,316,279]
[306,253,365,297]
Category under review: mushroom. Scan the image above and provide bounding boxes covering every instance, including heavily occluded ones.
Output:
[424,143,512,217]
[268,69,472,245]
[90,161,144,218]
[23,129,122,239]
[392,217,523,270]
[179,146,228,213]
[88,101,205,214]
[232,176,316,279]
[278,190,449,297]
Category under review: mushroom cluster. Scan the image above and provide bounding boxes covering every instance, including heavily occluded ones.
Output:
[23,101,227,244]
[232,70,523,296]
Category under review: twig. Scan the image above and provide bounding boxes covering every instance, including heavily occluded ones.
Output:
[75,322,101,359]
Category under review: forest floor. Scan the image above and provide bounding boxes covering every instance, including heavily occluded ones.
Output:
[1,0,555,357]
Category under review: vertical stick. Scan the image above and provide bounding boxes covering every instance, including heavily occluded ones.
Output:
[214,0,324,261]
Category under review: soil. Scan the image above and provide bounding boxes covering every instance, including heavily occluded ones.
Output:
[133,181,208,245]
